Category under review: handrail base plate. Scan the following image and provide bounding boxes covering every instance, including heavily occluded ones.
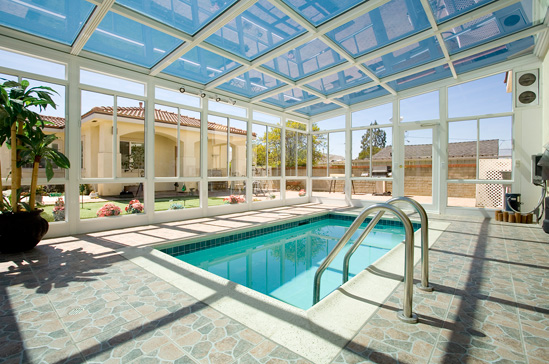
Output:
[397,311,418,324]
[416,283,434,292]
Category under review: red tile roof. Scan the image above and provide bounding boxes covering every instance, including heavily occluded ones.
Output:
[371,140,500,160]
[44,106,248,135]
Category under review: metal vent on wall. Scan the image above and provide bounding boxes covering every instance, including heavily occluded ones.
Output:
[515,69,539,107]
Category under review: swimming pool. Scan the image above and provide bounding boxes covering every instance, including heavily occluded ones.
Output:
[159,214,419,310]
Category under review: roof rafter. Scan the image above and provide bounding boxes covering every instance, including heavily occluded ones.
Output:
[150,0,258,76]
[72,0,116,55]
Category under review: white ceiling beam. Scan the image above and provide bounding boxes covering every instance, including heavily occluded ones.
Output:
[150,0,258,76]
[328,80,378,99]
[419,0,457,79]
[72,0,115,55]
[250,84,294,103]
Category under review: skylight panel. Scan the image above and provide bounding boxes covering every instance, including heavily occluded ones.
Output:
[0,0,95,45]
[429,0,496,24]
[162,46,241,85]
[281,0,365,26]
[386,65,453,92]
[306,67,371,95]
[336,85,390,105]
[294,102,341,116]
[363,37,444,79]
[84,12,182,68]
[442,1,536,54]
[262,39,346,81]
[453,36,535,75]
[262,88,318,108]
[217,70,287,98]
[326,0,430,58]
[116,0,237,36]
[205,0,305,60]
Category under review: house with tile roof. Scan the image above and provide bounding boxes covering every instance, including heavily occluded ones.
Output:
[0,105,248,196]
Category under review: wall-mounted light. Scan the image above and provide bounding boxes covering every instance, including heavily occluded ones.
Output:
[200,92,206,98]
[215,96,221,102]
[229,98,236,105]
[179,87,185,93]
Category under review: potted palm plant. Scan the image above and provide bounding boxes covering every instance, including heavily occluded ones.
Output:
[0,79,70,253]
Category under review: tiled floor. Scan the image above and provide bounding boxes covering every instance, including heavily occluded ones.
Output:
[1,204,548,364]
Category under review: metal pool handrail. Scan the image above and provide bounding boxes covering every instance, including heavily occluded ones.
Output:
[312,203,418,323]
[342,196,432,292]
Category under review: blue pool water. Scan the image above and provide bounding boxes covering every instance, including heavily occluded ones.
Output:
[164,215,415,310]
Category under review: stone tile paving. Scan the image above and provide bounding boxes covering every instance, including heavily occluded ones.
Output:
[1,208,548,364]
[0,237,313,364]
[331,218,549,364]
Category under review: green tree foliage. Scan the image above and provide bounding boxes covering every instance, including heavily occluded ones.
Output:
[252,121,326,168]
[358,121,386,160]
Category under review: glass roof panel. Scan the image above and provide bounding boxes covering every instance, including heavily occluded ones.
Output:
[442,1,536,55]
[205,0,305,61]
[429,0,496,24]
[84,11,182,68]
[281,0,365,26]
[0,0,95,45]
[363,37,444,79]
[116,0,237,36]
[305,66,371,95]
[162,46,241,84]
[294,102,341,116]
[262,88,318,108]
[336,85,390,105]
[326,0,430,58]
[454,36,535,75]
[262,39,346,81]
[217,70,287,97]
[387,65,453,92]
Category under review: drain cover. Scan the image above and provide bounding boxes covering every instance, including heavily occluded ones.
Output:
[68,307,84,316]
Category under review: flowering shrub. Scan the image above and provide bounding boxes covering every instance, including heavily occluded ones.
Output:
[298,189,306,197]
[97,203,121,217]
[169,202,185,210]
[223,195,245,204]
[125,199,145,214]
[53,198,65,221]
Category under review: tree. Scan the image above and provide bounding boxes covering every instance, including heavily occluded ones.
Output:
[358,121,386,160]
[252,121,326,169]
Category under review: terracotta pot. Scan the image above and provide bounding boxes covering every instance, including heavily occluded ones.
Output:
[0,210,49,253]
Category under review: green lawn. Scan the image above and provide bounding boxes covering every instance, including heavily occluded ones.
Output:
[40,196,226,221]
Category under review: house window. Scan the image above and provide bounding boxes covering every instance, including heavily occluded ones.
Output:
[120,141,145,172]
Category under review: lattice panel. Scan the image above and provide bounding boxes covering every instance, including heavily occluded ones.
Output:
[476,159,512,208]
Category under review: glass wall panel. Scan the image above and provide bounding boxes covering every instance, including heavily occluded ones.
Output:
[154,104,178,178]
[0,49,65,79]
[351,181,393,201]
[118,97,145,178]
[229,119,247,177]
[404,128,433,204]
[253,111,280,124]
[81,91,114,179]
[252,124,281,177]
[154,182,200,211]
[80,69,145,96]
[207,180,246,206]
[155,86,201,108]
[21,79,66,180]
[252,180,280,202]
[286,119,306,131]
[479,117,512,181]
[180,109,201,177]
[312,132,344,177]
[448,73,512,118]
[285,130,307,177]
[79,182,145,220]
[351,102,392,128]
[351,126,392,178]
[400,91,439,122]
[448,120,477,179]
[286,179,306,199]
[208,115,228,177]
[29,184,66,223]
[312,179,345,199]
[315,115,345,130]
[447,182,507,209]
[208,100,247,118]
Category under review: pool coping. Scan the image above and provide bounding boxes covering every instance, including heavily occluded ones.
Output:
[120,212,450,364]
